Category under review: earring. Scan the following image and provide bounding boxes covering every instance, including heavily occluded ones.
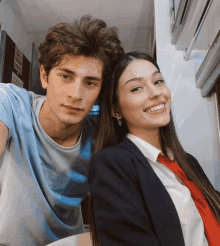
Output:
[117,118,122,126]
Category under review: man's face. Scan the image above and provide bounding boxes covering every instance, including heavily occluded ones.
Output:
[40,55,103,127]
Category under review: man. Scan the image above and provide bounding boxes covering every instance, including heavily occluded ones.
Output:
[0,15,124,245]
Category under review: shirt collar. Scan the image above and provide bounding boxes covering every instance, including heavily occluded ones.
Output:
[126,133,161,163]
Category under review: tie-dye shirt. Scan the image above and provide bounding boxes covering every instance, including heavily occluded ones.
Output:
[0,83,95,246]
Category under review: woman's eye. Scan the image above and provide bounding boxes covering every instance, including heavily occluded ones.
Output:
[154,79,164,85]
[131,87,142,92]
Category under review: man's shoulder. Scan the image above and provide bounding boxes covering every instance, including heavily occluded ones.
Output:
[0,84,33,135]
[0,83,38,111]
[29,90,45,101]
[28,91,45,110]
[0,83,30,99]
[0,83,44,103]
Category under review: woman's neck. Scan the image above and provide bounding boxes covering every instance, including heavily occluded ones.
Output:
[129,128,162,150]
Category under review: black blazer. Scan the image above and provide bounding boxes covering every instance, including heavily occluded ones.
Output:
[88,137,220,246]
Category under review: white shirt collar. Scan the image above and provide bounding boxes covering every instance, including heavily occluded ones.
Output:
[126,133,161,163]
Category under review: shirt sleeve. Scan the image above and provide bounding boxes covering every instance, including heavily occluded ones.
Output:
[0,83,32,139]
[88,148,160,246]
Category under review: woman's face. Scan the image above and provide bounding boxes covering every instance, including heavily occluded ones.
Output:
[116,59,171,134]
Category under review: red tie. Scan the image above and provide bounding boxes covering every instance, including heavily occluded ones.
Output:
[157,153,220,246]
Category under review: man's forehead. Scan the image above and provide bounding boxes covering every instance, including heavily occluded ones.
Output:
[59,54,102,65]
[55,54,103,79]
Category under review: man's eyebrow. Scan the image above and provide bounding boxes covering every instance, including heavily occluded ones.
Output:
[85,76,102,82]
[57,68,102,82]
[58,68,76,75]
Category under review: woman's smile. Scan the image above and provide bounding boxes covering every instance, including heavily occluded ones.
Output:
[145,103,166,113]
[116,59,171,133]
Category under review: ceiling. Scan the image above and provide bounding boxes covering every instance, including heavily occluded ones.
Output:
[8,0,155,54]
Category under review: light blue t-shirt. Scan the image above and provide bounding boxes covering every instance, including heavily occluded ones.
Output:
[0,83,95,245]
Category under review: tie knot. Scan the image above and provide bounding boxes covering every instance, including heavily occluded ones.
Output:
[157,153,187,181]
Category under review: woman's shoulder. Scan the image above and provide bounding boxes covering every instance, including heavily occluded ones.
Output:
[91,142,138,173]
[186,153,212,183]
[89,143,138,182]
[186,153,203,171]
[94,143,135,161]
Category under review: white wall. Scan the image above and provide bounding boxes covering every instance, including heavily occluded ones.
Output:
[154,0,220,190]
[0,0,34,61]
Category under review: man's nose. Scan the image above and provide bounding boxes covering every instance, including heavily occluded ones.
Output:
[68,79,84,100]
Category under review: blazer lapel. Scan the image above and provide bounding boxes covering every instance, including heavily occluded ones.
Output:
[118,138,185,246]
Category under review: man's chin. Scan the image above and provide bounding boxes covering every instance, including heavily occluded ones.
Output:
[57,111,89,126]
[57,115,82,126]
[63,120,83,127]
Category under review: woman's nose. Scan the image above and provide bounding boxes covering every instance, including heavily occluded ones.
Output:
[147,84,162,99]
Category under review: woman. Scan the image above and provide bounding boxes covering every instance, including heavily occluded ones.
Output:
[88,52,220,246]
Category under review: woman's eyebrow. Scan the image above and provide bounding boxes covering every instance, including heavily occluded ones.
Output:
[152,70,161,76]
[125,71,161,85]
[125,77,142,85]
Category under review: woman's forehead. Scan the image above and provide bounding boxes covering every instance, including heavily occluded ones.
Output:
[119,59,160,84]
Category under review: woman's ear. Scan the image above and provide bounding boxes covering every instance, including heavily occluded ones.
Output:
[112,108,122,120]
[40,65,48,89]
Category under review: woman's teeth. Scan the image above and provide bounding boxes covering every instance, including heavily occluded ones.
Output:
[148,104,165,112]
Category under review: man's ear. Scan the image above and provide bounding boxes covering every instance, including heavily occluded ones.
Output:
[40,65,48,90]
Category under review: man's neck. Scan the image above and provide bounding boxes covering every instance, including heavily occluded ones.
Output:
[39,103,82,148]
[49,125,82,147]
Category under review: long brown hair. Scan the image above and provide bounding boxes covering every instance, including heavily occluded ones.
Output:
[89,51,220,245]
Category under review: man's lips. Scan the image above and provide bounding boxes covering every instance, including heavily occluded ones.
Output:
[64,105,84,111]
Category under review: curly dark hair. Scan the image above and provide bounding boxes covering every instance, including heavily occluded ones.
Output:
[38,15,125,87]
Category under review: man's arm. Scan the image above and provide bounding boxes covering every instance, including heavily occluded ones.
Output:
[0,120,8,156]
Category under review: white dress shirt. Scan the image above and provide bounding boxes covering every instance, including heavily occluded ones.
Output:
[126,134,208,246]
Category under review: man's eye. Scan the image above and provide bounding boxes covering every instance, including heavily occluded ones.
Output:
[86,81,96,86]
[61,75,70,79]
[131,87,142,92]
